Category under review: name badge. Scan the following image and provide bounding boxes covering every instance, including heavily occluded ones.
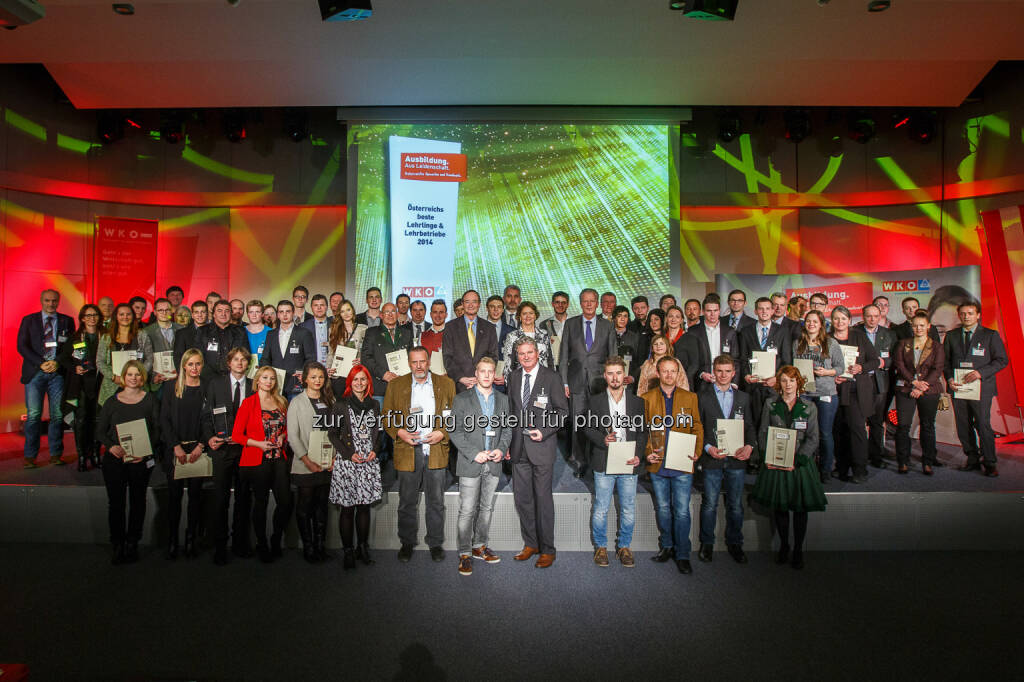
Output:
[73,342,86,349]
[442,409,452,419]
[722,344,731,354]
[409,406,423,415]
[289,346,300,354]
[535,394,548,407]
[57,335,67,343]
[880,351,890,358]
[146,458,156,469]
[895,379,905,387]
[766,344,777,352]
[485,430,496,438]
[206,341,219,352]
[213,406,227,415]
[820,395,831,403]
[257,344,265,355]
[960,361,973,369]
[794,419,808,430]
[972,347,985,356]
[316,402,327,409]
[45,341,57,348]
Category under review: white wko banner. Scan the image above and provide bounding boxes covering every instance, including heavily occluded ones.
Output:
[388,135,466,312]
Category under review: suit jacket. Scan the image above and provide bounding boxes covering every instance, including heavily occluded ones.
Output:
[854,323,898,394]
[892,319,940,342]
[231,393,288,467]
[507,365,568,465]
[943,325,1008,399]
[613,329,643,377]
[448,387,514,478]
[893,337,944,396]
[558,315,617,395]
[143,322,182,355]
[361,324,413,396]
[354,311,381,327]
[299,316,334,362]
[831,327,881,416]
[582,390,647,474]
[195,323,249,380]
[489,319,515,359]
[737,321,793,384]
[676,321,739,391]
[173,322,207,367]
[259,324,317,394]
[723,311,756,334]
[382,372,456,472]
[17,311,76,383]
[640,386,703,474]
[441,316,498,393]
[697,385,757,470]
[200,373,253,443]
[327,395,383,461]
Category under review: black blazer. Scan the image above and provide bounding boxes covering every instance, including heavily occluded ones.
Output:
[853,323,899,394]
[17,311,76,383]
[943,325,1008,399]
[441,316,499,393]
[58,331,100,402]
[613,329,643,378]
[697,384,758,470]
[200,374,253,443]
[361,324,413,396]
[327,395,384,461]
[260,325,317,394]
[173,323,207,367]
[507,365,568,465]
[737,321,793,384]
[676,322,739,391]
[160,381,206,462]
[831,327,881,416]
[582,390,647,474]
[723,311,756,334]
[892,319,940,342]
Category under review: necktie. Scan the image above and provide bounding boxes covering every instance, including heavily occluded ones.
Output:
[760,326,768,350]
[468,320,476,355]
[43,316,55,359]
[731,315,737,328]
[522,370,532,407]
[585,319,593,352]
[964,329,972,349]
[233,380,241,413]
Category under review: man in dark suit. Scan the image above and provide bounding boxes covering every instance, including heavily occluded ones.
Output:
[17,289,76,468]
[892,297,940,342]
[361,302,413,397]
[201,348,254,564]
[406,300,429,347]
[857,303,899,468]
[442,290,498,393]
[944,301,1008,477]
[507,337,568,568]
[738,297,793,433]
[259,300,316,397]
[299,293,334,364]
[697,355,757,565]
[558,288,617,477]
[354,286,383,328]
[724,289,756,333]
[677,293,738,393]
[771,292,799,340]
[502,285,522,329]
[196,300,248,381]
[485,295,515,359]
[173,300,209,366]
[582,357,647,568]
[291,285,310,325]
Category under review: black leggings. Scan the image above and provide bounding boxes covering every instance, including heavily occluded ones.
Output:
[102,454,153,545]
[295,484,329,528]
[339,504,371,548]
[241,457,293,544]
[774,510,809,551]
[166,475,205,541]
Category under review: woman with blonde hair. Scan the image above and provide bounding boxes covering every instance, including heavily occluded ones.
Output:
[161,349,209,560]
[636,333,689,395]
[232,365,292,563]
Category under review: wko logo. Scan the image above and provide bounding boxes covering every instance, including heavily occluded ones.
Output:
[881,279,931,293]
[403,286,435,297]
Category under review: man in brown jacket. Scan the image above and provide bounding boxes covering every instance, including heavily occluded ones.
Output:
[383,346,457,562]
[642,356,703,575]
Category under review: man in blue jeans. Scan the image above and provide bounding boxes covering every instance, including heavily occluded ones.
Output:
[640,356,703,575]
[17,289,76,468]
[583,357,647,568]
[697,354,757,564]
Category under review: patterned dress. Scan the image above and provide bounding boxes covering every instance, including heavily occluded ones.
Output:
[261,409,285,459]
[329,405,382,507]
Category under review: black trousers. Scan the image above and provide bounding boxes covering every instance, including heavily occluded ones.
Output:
[834,400,869,478]
[166,471,204,542]
[867,390,890,463]
[211,445,251,550]
[512,455,556,555]
[102,453,153,545]
[568,390,591,470]
[73,394,99,459]
[952,396,997,466]
[396,449,446,548]
[894,392,940,466]
[241,457,293,544]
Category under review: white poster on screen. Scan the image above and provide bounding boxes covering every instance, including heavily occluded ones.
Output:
[388,136,465,314]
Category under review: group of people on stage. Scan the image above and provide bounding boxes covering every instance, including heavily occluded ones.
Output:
[15,280,1007,572]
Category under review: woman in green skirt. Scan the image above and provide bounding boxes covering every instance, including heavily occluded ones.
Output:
[752,365,827,569]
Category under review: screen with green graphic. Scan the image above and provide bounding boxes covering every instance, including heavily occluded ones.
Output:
[348,123,671,318]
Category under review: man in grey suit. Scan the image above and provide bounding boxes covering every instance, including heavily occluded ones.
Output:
[944,301,1008,477]
[143,297,183,394]
[857,303,899,467]
[449,356,513,576]
[558,288,616,477]
[508,337,568,568]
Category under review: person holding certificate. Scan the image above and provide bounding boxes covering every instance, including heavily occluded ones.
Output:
[641,356,703,575]
[751,366,826,570]
[326,299,363,397]
[943,301,1008,477]
[829,306,880,484]
[160,349,209,560]
[142,297,182,397]
[59,304,103,471]
[97,303,154,407]
[96,360,159,565]
[893,311,945,475]
[232,366,292,563]
[449,357,513,576]
[793,311,844,484]
[361,302,413,399]
[196,300,248,381]
[288,362,335,563]
[328,365,383,570]
[583,357,646,568]
[697,355,757,564]
[738,296,793,435]
[500,301,554,387]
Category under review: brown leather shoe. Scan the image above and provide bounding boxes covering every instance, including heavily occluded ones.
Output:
[535,553,555,568]
[593,547,609,567]
[458,555,473,576]
[616,547,635,567]
[514,546,539,561]
[472,546,501,563]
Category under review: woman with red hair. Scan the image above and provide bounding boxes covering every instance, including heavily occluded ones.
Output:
[328,364,383,569]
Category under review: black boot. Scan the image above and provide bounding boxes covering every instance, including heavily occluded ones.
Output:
[256,540,273,564]
[313,519,330,562]
[299,517,317,564]
[165,536,179,561]
[125,541,139,563]
[270,533,283,559]
[112,542,126,565]
[355,542,375,566]
[184,527,198,559]
[343,547,356,570]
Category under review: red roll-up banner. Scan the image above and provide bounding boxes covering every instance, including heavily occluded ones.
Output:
[93,217,158,306]
[979,208,1024,410]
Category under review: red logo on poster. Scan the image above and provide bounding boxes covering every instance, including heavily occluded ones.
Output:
[403,286,436,298]
[786,282,874,315]
[400,153,467,182]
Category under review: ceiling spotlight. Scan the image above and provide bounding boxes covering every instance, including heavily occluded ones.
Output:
[867,1,891,11]
[112,3,134,15]
[159,111,184,144]
[848,111,876,144]
[671,0,739,21]
[97,111,124,144]
[223,111,247,143]
[1,0,46,28]
[717,110,741,144]
[907,111,937,144]
[319,1,372,22]
[783,109,811,144]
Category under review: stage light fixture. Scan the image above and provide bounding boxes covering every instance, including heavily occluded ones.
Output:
[1,0,45,28]
[783,109,810,144]
[111,3,134,15]
[319,1,372,22]
[848,111,876,144]
[223,111,247,143]
[283,109,309,143]
[908,111,937,144]
[867,1,890,11]
[717,110,741,143]
[97,111,124,144]
[159,111,184,144]
[670,0,738,20]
